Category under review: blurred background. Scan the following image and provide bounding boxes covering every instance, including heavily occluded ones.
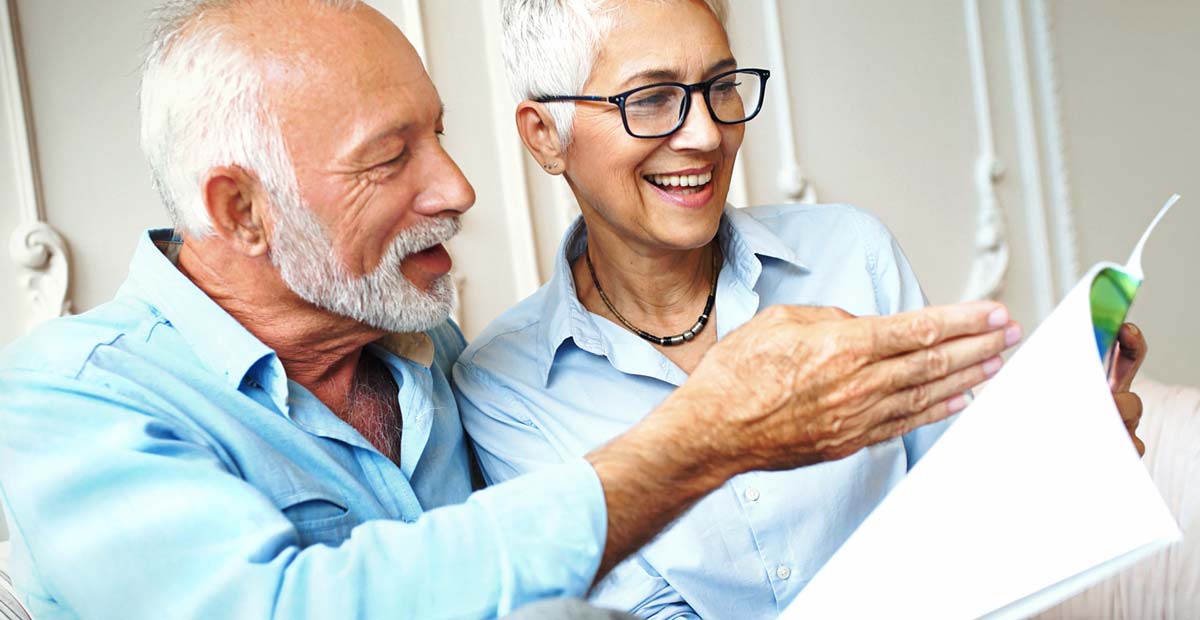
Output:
[1,0,1196,386]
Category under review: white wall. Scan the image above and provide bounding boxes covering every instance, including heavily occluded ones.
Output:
[1,1,1197,381]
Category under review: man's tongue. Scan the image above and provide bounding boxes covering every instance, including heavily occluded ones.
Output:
[406,243,452,274]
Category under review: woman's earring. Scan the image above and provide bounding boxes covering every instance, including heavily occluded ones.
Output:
[542,162,559,171]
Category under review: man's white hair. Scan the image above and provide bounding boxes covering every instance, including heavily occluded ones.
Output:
[501,0,729,148]
[139,0,360,237]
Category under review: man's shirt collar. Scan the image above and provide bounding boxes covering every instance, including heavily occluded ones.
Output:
[121,229,281,394]
[534,205,809,385]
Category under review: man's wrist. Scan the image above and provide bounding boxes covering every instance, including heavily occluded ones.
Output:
[584,390,740,580]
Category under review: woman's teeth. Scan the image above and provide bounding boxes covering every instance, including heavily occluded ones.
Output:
[646,171,713,193]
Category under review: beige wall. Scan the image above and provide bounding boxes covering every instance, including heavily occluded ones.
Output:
[1,0,1197,383]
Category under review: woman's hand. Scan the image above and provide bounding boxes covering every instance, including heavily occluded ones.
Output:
[1111,323,1149,457]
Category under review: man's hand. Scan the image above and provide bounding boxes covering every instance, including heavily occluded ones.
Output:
[1111,323,1148,457]
[678,302,1019,472]
[586,301,1019,581]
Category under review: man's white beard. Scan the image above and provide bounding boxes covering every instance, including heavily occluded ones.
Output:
[268,196,460,334]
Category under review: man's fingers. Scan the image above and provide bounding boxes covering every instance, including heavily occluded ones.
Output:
[854,395,966,458]
[873,358,997,425]
[862,301,1013,361]
[868,323,1015,393]
[1112,323,1148,393]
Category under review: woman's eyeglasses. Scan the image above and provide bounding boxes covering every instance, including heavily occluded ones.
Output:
[535,68,771,139]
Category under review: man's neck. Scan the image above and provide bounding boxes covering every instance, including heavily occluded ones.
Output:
[176,237,384,417]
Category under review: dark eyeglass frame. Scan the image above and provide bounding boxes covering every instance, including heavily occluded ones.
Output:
[534,68,771,139]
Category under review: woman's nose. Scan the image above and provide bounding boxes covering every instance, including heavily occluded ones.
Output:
[669,91,722,151]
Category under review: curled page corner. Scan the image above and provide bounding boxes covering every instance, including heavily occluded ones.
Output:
[780,197,1185,620]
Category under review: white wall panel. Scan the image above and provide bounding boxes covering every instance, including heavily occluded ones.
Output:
[13,0,162,320]
[0,0,1195,387]
[1052,0,1200,386]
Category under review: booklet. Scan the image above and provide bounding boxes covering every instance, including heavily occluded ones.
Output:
[779,195,1185,620]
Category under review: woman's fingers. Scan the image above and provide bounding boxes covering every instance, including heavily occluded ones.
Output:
[1112,323,1148,393]
[859,301,1012,361]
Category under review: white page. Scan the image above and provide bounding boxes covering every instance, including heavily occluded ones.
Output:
[780,260,1183,620]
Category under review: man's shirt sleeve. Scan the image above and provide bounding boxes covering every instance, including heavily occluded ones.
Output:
[0,368,606,620]
[455,361,699,620]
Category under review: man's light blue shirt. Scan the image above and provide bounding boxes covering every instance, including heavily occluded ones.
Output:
[0,230,606,620]
[454,204,950,620]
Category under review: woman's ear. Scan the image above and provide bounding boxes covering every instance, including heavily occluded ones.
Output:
[201,166,271,257]
[515,101,566,175]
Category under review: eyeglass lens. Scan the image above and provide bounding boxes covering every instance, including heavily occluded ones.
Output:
[624,70,764,137]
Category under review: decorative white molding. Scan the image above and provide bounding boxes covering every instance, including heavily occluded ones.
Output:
[762,0,816,204]
[449,275,466,331]
[727,154,750,208]
[480,0,541,295]
[372,0,427,64]
[552,176,578,241]
[1005,0,1056,317]
[960,0,1010,302]
[2,0,72,327]
[398,0,426,64]
[1029,0,1080,292]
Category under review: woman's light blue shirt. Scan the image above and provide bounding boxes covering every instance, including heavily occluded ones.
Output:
[454,204,951,620]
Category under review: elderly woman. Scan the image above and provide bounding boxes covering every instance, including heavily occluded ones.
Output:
[453,1,1147,618]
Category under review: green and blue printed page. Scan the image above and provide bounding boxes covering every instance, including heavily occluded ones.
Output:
[781,196,1184,620]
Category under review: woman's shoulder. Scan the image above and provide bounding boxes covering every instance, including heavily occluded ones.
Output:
[456,281,555,381]
[729,203,900,269]
[736,202,895,240]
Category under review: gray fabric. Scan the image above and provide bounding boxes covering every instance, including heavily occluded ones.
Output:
[0,568,33,620]
[501,598,639,620]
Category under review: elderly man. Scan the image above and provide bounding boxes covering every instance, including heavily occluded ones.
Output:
[0,1,1022,618]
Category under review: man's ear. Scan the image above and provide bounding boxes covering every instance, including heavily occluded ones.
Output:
[201,166,271,257]
[515,101,566,175]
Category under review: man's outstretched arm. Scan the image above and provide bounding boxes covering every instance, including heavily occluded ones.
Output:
[589,301,1017,579]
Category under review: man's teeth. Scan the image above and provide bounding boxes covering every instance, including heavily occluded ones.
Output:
[646,171,714,188]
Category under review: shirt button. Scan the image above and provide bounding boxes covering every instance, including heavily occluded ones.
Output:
[776,565,792,580]
[744,487,761,502]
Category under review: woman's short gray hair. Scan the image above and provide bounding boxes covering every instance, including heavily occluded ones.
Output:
[501,0,729,148]
[139,0,360,238]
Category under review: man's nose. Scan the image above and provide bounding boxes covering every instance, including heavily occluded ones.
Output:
[668,90,722,151]
[412,145,476,217]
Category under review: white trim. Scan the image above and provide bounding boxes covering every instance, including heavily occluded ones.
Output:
[960,0,1010,302]
[2,0,71,327]
[1005,0,1056,317]
[371,0,427,64]
[762,0,816,203]
[480,0,541,295]
[728,154,749,208]
[398,0,426,64]
[1030,0,1080,291]
[553,176,579,241]
[449,275,466,332]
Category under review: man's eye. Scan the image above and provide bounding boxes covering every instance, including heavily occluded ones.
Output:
[379,151,406,167]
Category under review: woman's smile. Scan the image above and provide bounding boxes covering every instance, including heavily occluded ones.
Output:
[643,166,717,209]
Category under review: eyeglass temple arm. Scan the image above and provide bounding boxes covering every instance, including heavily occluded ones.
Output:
[533,95,612,103]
